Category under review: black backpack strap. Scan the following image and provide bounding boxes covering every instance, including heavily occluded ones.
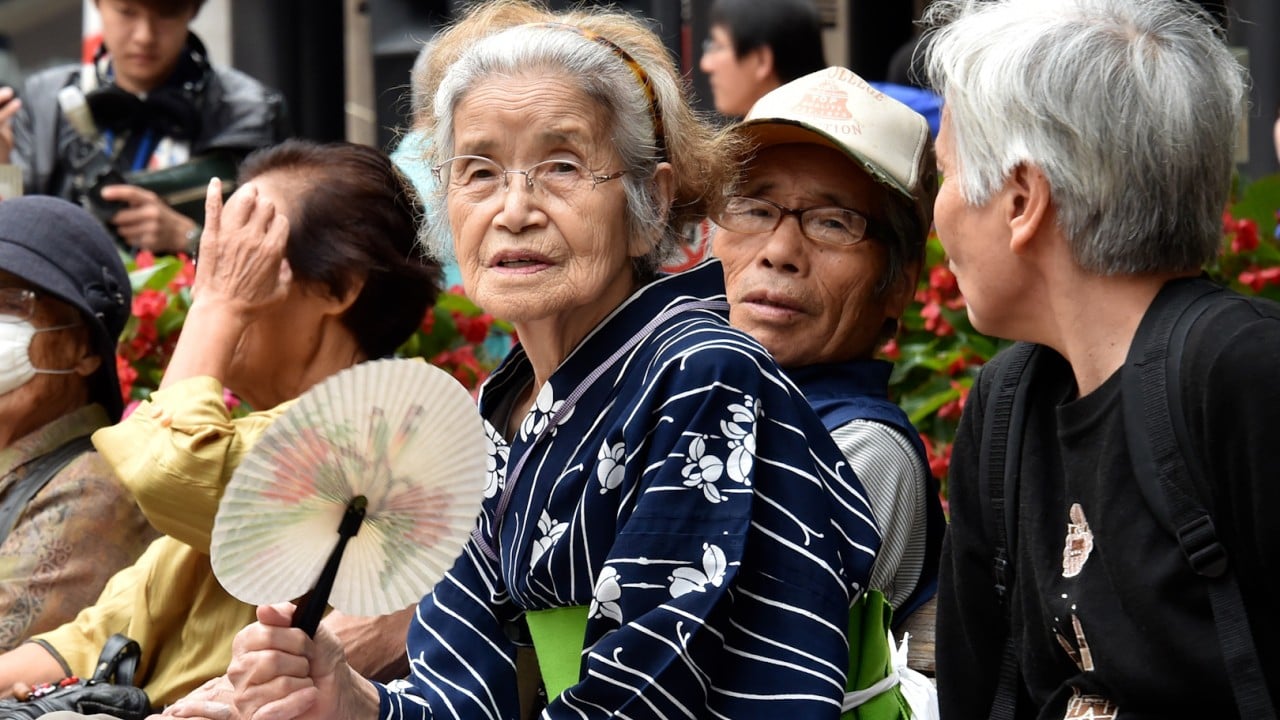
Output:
[978,341,1040,720]
[1122,278,1276,719]
[0,435,94,546]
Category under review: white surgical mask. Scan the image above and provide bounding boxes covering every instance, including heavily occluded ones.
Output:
[0,319,80,396]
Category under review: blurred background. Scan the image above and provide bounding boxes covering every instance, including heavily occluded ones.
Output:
[0,0,1274,180]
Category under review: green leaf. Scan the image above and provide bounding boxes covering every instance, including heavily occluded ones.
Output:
[1231,175,1280,239]
[127,256,184,292]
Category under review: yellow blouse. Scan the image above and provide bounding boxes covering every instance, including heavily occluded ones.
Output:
[33,377,285,706]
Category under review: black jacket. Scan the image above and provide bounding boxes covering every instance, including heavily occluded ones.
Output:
[10,34,288,209]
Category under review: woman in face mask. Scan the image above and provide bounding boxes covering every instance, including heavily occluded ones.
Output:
[0,196,156,652]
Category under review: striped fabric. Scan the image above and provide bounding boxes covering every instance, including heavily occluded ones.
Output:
[830,420,928,610]
[377,260,881,719]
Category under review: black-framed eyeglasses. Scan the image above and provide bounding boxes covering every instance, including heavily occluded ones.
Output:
[0,288,37,323]
[711,196,884,247]
[431,156,626,204]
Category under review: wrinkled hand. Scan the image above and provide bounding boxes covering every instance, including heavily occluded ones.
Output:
[192,178,292,320]
[319,607,412,682]
[229,603,370,720]
[0,86,19,163]
[102,184,196,253]
[152,676,237,720]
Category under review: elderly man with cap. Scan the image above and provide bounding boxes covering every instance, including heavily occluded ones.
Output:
[0,196,154,651]
[713,66,946,625]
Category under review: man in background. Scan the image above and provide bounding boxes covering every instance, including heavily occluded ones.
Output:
[0,0,287,254]
[698,0,826,118]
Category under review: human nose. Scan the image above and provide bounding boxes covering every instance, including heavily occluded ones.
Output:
[493,171,544,233]
[500,169,534,193]
[758,213,808,274]
[133,17,157,44]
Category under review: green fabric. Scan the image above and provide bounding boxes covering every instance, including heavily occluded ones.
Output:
[525,606,590,700]
[842,589,912,719]
[527,591,910,717]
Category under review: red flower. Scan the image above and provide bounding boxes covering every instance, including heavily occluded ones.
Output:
[881,338,900,361]
[169,256,196,290]
[1231,218,1259,254]
[929,265,959,295]
[115,354,137,401]
[459,313,494,344]
[920,433,952,480]
[1239,266,1280,293]
[132,289,168,321]
[419,308,436,335]
[919,301,955,337]
[134,251,156,269]
[937,397,963,421]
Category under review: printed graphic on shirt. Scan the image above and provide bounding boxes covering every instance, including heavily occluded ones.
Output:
[1055,613,1095,672]
[1062,502,1094,578]
[1063,688,1119,720]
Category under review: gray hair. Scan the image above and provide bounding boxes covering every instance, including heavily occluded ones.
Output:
[424,24,676,276]
[924,0,1247,275]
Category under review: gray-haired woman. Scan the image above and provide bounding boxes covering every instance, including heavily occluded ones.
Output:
[227,3,882,719]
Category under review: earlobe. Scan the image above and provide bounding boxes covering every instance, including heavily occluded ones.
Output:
[74,351,102,379]
[1007,163,1051,255]
[749,47,775,83]
[885,259,922,321]
[630,163,675,258]
[327,278,367,316]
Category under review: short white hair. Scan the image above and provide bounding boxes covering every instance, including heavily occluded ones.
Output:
[924,0,1247,274]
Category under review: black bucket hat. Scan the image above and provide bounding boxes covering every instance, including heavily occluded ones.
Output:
[0,197,131,420]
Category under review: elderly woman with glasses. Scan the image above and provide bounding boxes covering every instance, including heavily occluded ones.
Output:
[226,2,882,719]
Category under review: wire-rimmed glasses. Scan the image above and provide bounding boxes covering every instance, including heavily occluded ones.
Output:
[711,196,883,247]
[432,156,626,204]
[0,288,37,323]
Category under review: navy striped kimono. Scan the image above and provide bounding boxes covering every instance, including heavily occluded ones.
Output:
[378,260,881,719]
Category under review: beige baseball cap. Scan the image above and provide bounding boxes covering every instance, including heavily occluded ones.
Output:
[735,66,932,206]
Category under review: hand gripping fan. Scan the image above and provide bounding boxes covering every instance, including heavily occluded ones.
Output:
[210,358,488,635]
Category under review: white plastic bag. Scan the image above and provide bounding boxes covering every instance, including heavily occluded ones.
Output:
[894,632,940,720]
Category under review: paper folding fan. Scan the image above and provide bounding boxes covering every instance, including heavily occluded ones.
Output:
[210,358,488,635]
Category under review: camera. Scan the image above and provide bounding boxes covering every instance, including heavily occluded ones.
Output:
[66,138,128,226]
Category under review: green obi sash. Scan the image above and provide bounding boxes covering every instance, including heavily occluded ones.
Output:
[524,589,911,718]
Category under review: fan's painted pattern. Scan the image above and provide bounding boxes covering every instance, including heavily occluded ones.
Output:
[211,359,488,617]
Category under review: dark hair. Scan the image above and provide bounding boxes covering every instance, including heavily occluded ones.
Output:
[102,0,208,17]
[709,0,826,83]
[237,140,442,359]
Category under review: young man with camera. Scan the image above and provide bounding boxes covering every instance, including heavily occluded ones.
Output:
[0,0,288,254]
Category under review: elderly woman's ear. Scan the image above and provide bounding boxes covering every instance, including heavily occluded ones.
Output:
[71,345,104,378]
[627,162,676,259]
[318,275,368,318]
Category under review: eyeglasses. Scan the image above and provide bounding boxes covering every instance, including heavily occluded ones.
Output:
[711,196,883,247]
[0,288,37,322]
[701,38,728,56]
[432,156,626,204]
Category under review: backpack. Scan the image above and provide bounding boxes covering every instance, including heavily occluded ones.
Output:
[979,276,1277,720]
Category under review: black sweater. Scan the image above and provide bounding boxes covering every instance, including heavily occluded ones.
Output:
[937,295,1280,719]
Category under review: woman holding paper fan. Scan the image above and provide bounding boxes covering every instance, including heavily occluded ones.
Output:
[0,139,441,711]
[228,3,883,719]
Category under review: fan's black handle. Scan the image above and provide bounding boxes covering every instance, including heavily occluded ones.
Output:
[292,496,367,637]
